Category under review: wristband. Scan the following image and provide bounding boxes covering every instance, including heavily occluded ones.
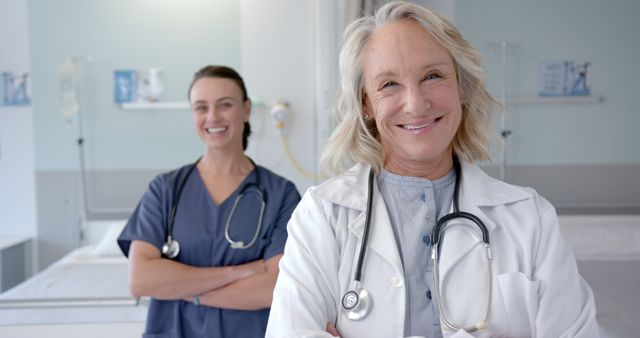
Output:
[193,294,200,306]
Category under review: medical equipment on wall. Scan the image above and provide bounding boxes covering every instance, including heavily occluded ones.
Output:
[341,157,492,332]
[269,101,324,181]
[162,157,268,259]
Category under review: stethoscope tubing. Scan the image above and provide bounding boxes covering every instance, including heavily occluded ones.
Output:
[342,156,492,330]
[164,157,267,258]
[224,187,266,249]
[354,169,376,283]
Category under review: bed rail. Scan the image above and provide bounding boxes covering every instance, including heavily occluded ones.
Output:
[0,296,150,309]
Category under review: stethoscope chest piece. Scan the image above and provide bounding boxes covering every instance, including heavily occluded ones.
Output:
[341,287,371,321]
[162,236,180,259]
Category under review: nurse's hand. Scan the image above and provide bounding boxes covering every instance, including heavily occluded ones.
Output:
[326,323,341,337]
[235,259,266,279]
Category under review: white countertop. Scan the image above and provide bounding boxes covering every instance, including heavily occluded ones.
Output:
[0,235,31,251]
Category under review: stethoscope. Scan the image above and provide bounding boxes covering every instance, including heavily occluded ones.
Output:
[341,156,492,333]
[161,157,268,259]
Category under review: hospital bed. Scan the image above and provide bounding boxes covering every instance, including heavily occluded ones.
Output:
[1,216,636,337]
[0,220,146,338]
[559,215,640,338]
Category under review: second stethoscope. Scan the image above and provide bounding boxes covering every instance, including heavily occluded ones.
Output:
[162,157,267,259]
[341,157,492,333]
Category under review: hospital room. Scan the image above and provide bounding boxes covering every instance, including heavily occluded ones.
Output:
[0,0,638,337]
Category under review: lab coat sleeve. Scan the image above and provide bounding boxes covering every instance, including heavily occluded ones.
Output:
[533,197,600,337]
[266,190,340,338]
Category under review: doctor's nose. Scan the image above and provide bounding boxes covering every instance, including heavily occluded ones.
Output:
[404,85,431,114]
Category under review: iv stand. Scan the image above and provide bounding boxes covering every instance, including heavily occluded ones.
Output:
[498,42,513,181]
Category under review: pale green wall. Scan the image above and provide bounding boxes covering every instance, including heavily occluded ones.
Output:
[456,0,640,165]
[29,0,241,170]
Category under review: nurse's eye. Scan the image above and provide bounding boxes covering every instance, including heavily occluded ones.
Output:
[218,101,233,109]
[194,105,208,113]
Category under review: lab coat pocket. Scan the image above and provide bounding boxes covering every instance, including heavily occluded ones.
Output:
[496,272,540,338]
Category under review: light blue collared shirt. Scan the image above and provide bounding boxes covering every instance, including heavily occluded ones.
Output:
[378,169,455,338]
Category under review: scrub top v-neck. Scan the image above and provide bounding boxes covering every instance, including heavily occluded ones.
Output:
[118,163,300,338]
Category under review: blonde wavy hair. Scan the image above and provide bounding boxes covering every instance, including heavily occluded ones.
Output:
[321,1,497,176]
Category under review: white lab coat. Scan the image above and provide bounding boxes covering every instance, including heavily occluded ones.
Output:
[266,162,599,338]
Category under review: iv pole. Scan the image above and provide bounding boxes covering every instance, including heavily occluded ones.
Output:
[498,42,512,182]
[60,55,92,247]
[62,56,134,247]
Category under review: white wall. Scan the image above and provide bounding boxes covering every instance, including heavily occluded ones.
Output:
[241,0,338,192]
[0,0,37,238]
[456,0,640,166]
[419,0,455,20]
[239,0,449,194]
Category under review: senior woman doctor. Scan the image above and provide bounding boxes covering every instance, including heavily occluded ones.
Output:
[266,2,599,338]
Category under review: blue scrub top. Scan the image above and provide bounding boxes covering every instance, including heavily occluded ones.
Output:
[118,162,300,338]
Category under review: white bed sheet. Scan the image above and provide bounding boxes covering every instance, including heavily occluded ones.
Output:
[559,215,640,338]
[559,215,640,261]
[0,245,147,326]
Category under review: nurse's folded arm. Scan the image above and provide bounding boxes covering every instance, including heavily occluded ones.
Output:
[128,240,265,300]
[194,253,283,310]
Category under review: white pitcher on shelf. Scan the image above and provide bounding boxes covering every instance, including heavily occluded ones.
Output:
[137,67,165,103]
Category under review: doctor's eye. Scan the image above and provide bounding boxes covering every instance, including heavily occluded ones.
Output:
[422,72,442,82]
[380,81,398,90]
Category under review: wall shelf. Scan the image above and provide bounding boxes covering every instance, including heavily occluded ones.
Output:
[119,101,190,110]
[508,95,604,105]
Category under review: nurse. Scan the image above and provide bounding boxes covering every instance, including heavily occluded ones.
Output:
[266,2,599,338]
[118,65,301,338]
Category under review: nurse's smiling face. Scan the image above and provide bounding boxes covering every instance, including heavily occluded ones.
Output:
[189,77,250,152]
[362,19,462,177]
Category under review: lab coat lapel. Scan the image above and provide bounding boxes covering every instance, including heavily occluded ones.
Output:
[436,161,531,329]
[435,164,497,329]
[362,178,403,272]
[438,162,503,278]
[314,163,403,271]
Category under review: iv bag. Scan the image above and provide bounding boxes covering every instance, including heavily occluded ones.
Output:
[59,57,79,122]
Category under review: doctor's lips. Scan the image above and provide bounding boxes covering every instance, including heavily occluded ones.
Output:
[400,116,443,131]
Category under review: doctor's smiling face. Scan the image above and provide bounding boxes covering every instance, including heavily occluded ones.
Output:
[189,77,251,152]
[362,19,462,178]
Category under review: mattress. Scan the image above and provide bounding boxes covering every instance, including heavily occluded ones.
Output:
[0,221,147,326]
[559,215,640,338]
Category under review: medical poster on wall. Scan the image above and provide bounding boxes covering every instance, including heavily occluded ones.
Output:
[1,71,31,107]
[114,70,137,104]
[539,61,591,97]
[114,68,165,104]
